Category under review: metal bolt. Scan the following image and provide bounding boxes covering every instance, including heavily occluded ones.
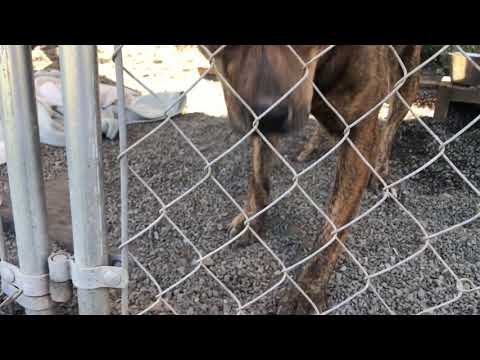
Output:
[53,253,69,262]
[103,270,121,287]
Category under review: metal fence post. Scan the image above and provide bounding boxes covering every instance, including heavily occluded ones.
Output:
[113,45,129,315]
[0,216,6,263]
[59,45,110,315]
[0,45,54,315]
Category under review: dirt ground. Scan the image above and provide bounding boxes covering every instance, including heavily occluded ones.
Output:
[1,46,480,315]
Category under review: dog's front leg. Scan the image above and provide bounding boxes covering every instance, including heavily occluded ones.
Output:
[229,134,279,247]
[278,116,378,314]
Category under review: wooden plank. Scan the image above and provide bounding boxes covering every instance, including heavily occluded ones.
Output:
[434,86,452,121]
[450,86,480,105]
[420,74,445,88]
[420,75,457,89]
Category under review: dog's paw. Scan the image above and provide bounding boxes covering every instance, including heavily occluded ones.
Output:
[297,142,332,163]
[228,212,247,238]
[228,212,263,249]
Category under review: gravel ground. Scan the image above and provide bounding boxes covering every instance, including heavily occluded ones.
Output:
[2,100,480,315]
[1,46,480,315]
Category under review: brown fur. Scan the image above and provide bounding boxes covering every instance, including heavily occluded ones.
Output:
[204,45,423,314]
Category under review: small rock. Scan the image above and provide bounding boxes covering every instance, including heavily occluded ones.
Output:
[418,288,426,300]
[203,257,214,266]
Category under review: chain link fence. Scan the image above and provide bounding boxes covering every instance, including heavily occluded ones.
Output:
[1,45,479,315]
[110,45,480,315]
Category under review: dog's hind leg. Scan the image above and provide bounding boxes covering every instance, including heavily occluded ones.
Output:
[370,46,422,188]
[278,114,378,314]
[297,103,342,162]
[229,134,279,247]
[370,71,420,188]
[297,120,338,162]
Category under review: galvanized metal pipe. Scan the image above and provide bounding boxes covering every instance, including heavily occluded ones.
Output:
[0,215,6,263]
[114,45,129,315]
[0,186,8,312]
[0,45,54,315]
[59,45,110,315]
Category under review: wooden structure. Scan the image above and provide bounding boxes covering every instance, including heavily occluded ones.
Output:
[421,75,480,121]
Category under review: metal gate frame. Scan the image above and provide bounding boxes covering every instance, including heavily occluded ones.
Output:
[0,45,127,315]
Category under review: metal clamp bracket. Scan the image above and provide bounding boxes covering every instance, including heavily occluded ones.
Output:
[0,261,49,296]
[0,261,52,311]
[0,252,126,310]
[48,252,128,290]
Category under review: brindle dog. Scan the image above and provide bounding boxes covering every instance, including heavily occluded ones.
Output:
[199,45,423,314]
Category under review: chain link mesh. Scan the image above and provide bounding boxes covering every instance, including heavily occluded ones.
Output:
[111,45,480,315]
